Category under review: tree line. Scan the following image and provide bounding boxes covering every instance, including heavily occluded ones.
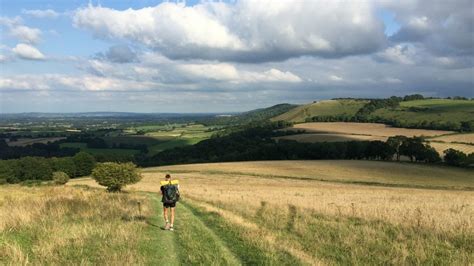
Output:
[137,123,473,168]
[0,152,96,184]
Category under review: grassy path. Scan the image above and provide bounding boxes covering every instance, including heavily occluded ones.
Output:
[140,194,180,265]
[142,194,241,265]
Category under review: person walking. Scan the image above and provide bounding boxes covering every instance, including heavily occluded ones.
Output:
[160,174,180,231]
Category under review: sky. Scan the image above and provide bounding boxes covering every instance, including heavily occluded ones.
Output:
[0,0,473,113]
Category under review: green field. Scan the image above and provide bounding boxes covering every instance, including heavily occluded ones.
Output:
[272,99,474,130]
[60,143,140,156]
[271,99,367,123]
[370,99,474,126]
[143,124,217,154]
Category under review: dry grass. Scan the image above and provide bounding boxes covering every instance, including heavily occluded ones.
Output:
[429,133,474,144]
[428,142,474,155]
[275,133,387,142]
[0,185,151,265]
[290,122,452,138]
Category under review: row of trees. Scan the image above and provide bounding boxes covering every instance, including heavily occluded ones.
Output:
[0,152,96,183]
[138,123,472,168]
[0,140,79,160]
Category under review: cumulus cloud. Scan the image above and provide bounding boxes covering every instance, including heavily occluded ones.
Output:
[12,43,45,60]
[384,0,473,56]
[96,45,138,63]
[375,44,416,65]
[73,1,386,62]
[22,9,59,19]
[10,25,42,44]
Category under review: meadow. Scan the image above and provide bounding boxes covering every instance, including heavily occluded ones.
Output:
[52,160,474,265]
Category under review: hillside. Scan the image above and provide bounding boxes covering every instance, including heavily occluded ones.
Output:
[271,99,366,123]
[272,98,474,131]
[207,103,298,125]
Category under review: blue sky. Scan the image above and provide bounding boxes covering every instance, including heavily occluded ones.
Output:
[0,0,472,113]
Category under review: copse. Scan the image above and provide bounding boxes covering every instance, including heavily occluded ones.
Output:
[92,162,142,192]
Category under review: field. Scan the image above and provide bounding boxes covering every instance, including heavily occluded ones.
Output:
[369,99,474,126]
[38,160,472,265]
[277,122,474,155]
[142,124,217,154]
[271,99,367,123]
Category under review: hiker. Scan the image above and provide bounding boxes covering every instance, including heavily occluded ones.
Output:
[160,174,180,231]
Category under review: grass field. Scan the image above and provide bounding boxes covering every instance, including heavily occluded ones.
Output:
[370,99,474,126]
[143,124,216,154]
[58,160,473,265]
[272,99,474,127]
[271,99,367,123]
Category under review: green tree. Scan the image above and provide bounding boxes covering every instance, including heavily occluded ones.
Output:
[12,157,53,182]
[73,152,96,177]
[51,157,77,177]
[387,136,408,161]
[53,171,70,185]
[444,149,467,166]
[92,162,142,192]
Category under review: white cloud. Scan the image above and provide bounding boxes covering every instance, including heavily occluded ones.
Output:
[22,9,59,19]
[12,43,45,60]
[376,44,416,65]
[329,75,343,82]
[10,25,42,44]
[73,1,385,62]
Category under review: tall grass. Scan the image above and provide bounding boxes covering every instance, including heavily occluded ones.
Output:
[0,185,151,265]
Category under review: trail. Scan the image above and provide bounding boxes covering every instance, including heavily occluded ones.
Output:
[141,195,180,265]
[144,194,241,265]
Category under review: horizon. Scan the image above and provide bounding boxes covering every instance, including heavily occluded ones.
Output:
[1,0,473,113]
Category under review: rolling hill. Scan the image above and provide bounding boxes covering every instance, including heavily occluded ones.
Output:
[272,98,474,131]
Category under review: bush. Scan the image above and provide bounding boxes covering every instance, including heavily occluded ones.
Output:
[53,171,70,185]
[444,149,467,166]
[92,162,142,192]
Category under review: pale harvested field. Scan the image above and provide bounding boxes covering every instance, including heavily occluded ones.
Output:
[7,137,66,147]
[429,133,474,144]
[429,142,474,155]
[290,122,452,138]
[69,160,474,234]
[275,133,387,142]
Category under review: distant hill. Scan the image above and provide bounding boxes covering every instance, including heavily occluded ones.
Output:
[271,99,367,123]
[206,103,298,125]
[272,98,474,132]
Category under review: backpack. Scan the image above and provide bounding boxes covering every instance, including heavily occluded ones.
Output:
[161,180,180,203]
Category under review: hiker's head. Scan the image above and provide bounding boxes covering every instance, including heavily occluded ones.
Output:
[165,174,171,180]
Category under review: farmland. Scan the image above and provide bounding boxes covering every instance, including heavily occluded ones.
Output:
[276,122,474,156]
[62,160,473,264]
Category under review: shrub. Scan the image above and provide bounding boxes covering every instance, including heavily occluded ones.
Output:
[53,171,70,185]
[92,162,142,192]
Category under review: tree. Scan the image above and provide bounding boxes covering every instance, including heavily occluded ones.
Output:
[51,157,76,177]
[11,157,53,182]
[387,136,408,161]
[92,162,142,192]
[444,149,467,166]
[53,171,70,185]
[73,152,96,177]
